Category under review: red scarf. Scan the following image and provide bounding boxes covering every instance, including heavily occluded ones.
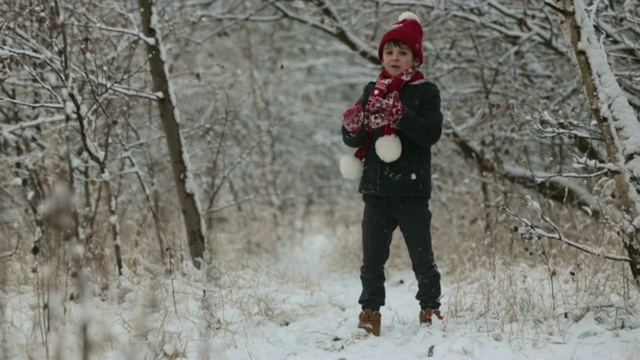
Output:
[354,67,424,160]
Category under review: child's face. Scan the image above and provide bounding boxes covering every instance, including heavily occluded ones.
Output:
[381,42,420,77]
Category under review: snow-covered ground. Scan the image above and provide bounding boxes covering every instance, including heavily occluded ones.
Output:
[2,233,639,359]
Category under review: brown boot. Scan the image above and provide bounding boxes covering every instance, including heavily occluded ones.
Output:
[419,308,443,326]
[357,309,381,336]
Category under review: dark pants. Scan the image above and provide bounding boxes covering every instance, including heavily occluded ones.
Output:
[358,194,441,311]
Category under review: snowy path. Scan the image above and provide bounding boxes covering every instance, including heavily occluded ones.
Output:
[214,234,640,360]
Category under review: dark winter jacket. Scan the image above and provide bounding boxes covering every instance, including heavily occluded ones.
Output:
[342,80,443,197]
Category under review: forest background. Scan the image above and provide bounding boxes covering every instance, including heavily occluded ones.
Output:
[1,0,640,359]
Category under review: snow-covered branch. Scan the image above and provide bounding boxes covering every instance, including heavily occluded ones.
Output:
[529,113,599,141]
[0,97,63,110]
[0,115,66,137]
[451,124,601,216]
[272,0,378,64]
[1,39,159,101]
[503,206,630,262]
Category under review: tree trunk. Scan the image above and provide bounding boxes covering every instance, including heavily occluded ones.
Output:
[556,0,640,286]
[138,0,206,268]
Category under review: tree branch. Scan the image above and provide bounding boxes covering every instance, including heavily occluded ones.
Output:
[503,206,630,262]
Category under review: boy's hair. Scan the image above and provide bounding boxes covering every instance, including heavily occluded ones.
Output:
[378,12,424,66]
[382,40,417,60]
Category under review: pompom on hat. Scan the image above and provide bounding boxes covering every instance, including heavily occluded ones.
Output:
[377,12,424,66]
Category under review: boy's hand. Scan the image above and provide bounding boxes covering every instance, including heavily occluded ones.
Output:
[367,92,404,128]
[342,102,363,133]
[381,92,404,125]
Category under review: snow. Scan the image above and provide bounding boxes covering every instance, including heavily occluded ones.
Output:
[2,233,639,360]
[9,177,22,186]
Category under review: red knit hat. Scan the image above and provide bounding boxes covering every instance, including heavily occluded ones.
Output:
[377,12,424,66]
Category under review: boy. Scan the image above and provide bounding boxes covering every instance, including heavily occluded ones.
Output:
[340,12,444,336]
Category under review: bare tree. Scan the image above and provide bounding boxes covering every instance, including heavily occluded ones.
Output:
[138,0,206,267]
